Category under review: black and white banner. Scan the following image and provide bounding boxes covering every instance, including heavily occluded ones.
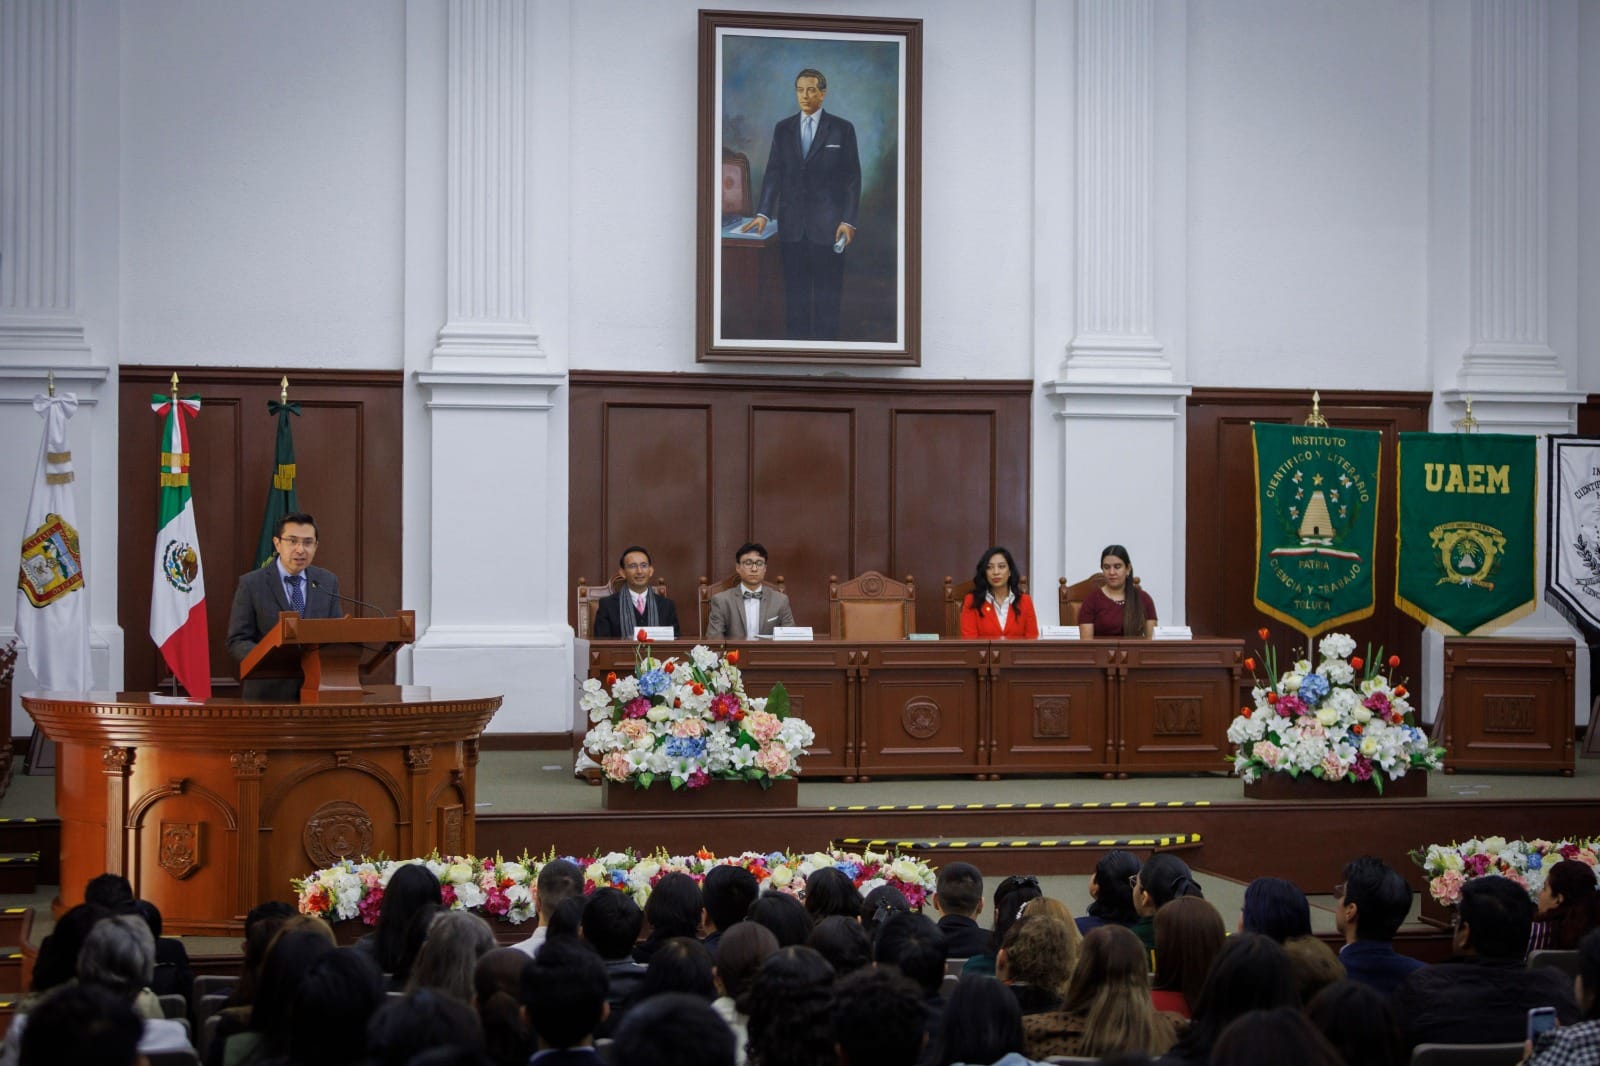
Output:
[1546,436,1600,639]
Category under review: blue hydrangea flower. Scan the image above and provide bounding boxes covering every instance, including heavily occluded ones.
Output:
[638,669,671,697]
[1298,673,1331,705]
[834,860,864,879]
[664,736,707,759]
[1528,854,1543,870]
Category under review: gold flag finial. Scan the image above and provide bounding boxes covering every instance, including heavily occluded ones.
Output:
[47,370,55,397]
[1453,395,1480,434]
[1304,390,1329,427]
[170,371,180,398]
[280,375,289,404]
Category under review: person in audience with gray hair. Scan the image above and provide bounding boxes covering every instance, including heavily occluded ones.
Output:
[0,914,193,1066]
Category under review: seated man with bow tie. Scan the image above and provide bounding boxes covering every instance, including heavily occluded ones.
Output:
[593,545,679,639]
[226,512,342,697]
[706,542,796,639]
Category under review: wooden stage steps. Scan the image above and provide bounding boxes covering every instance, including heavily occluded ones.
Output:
[836,832,1201,872]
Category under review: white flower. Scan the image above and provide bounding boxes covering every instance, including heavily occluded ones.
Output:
[1318,633,1356,659]
[1322,660,1355,685]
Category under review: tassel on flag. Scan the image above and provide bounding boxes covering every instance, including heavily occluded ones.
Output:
[149,378,211,699]
[15,390,92,692]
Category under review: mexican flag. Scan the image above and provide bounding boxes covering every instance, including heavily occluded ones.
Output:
[149,394,211,699]
[254,398,301,568]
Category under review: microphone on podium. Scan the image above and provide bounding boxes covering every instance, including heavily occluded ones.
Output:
[309,580,389,618]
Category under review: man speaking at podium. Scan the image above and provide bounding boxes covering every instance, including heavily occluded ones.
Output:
[227,513,341,695]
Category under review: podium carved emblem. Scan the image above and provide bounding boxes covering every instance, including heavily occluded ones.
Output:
[160,822,200,879]
[901,697,941,739]
[303,801,374,867]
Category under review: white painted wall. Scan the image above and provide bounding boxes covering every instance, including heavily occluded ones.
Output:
[118,1,406,369]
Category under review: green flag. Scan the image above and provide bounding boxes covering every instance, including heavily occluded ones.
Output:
[1252,422,1382,638]
[254,399,300,568]
[1395,432,1536,634]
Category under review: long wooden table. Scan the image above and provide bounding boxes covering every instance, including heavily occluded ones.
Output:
[581,639,1243,780]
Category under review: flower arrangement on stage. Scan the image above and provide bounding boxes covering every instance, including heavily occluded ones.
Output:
[1413,836,1600,907]
[1226,630,1443,793]
[580,643,814,790]
[294,846,937,925]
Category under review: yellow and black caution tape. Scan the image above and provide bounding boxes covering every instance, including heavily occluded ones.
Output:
[0,853,39,865]
[0,818,41,824]
[838,832,1201,850]
[826,799,1210,813]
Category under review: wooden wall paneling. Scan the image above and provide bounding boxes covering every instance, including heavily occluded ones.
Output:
[118,368,404,694]
[1579,395,1600,437]
[599,402,713,628]
[569,372,1034,641]
[1186,390,1430,707]
[750,407,856,634]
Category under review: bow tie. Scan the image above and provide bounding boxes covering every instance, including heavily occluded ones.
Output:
[742,590,762,600]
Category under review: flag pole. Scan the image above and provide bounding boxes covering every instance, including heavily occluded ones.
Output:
[168,371,179,698]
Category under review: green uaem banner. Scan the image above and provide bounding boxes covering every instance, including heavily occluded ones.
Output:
[1396,432,1537,635]
[1253,422,1382,639]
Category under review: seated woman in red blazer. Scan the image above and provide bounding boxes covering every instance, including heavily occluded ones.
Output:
[959,546,1039,639]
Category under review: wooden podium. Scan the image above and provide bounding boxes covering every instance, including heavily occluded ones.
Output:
[240,611,417,701]
[24,682,501,935]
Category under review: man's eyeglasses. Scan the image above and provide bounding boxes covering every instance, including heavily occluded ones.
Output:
[738,559,768,569]
[277,536,317,548]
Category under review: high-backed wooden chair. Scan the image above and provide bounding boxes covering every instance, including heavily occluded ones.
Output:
[576,574,667,639]
[943,575,1028,636]
[697,572,786,638]
[1058,572,1140,627]
[830,572,916,641]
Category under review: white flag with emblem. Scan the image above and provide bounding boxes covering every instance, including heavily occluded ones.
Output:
[1545,435,1600,638]
[15,392,92,691]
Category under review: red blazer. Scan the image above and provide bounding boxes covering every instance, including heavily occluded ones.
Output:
[960,593,1039,639]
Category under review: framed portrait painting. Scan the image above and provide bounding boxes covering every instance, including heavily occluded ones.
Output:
[696,10,922,366]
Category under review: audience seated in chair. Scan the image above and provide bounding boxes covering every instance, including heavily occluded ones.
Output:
[1392,875,1579,1052]
[931,862,990,958]
[523,937,612,1064]
[711,921,779,1066]
[634,872,705,965]
[612,992,736,1066]
[743,947,836,1066]
[1333,855,1426,997]
[366,987,486,1066]
[1527,928,1600,1066]
[513,857,584,959]
[839,967,931,1066]
[699,865,760,958]
[581,888,648,1035]
[17,984,143,1066]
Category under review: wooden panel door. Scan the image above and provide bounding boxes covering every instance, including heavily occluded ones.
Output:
[1186,389,1430,709]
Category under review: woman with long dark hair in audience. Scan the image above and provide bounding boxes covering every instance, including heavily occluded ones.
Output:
[1160,933,1298,1066]
[1077,544,1158,639]
[202,902,295,1066]
[963,874,1043,976]
[1305,980,1406,1066]
[633,872,704,964]
[472,947,534,1066]
[1078,849,1143,935]
[1530,859,1600,952]
[927,975,1025,1066]
[997,914,1076,1015]
[1151,896,1226,1019]
[1024,925,1175,1060]
[227,926,338,1065]
[358,862,444,982]
[803,867,864,924]
[1131,854,1204,960]
[743,946,836,1066]
[1238,877,1312,941]
[960,546,1039,639]
[715,921,780,1066]
[280,948,386,1065]
[1528,928,1600,1065]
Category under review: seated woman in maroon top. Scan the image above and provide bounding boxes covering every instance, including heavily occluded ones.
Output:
[1077,544,1157,638]
[959,546,1039,639]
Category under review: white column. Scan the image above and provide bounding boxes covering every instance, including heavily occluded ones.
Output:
[0,0,89,359]
[1042,0,1189,624]
[410,0,571,734]
[1454,0,1565,393]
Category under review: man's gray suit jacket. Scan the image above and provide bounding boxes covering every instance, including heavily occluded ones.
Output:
[226,563,342,663]
[706,586,795,639]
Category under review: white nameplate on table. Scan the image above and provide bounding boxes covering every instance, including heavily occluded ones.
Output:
[1152,626,1193,641]
[639,626,677,642]
[772,626,814,641]
[907,633,940,641]
[1040,625,1081,640]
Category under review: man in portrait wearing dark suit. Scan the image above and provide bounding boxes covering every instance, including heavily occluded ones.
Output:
[706,541,795,639]
[740,67,861,341]
[226,512,342,696]
[593,545,679,639]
